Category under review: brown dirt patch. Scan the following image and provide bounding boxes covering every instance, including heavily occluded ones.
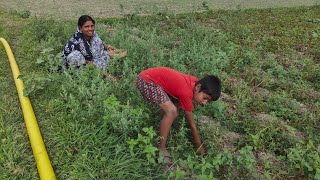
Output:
[254,113,305,141]
[198,115,242,151]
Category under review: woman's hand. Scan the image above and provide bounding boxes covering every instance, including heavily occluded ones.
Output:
[86,60,93,64]
[104,44,115,52]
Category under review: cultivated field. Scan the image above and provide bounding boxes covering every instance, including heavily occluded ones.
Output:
[0,1,320,180]
[0,0,318,19]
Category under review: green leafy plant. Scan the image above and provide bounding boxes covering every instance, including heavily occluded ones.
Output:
[287,140,320,179]
[127,127,157,164]
[36,48,63,72]
[17,10,31,18]
[103,94,150,134]
[236,145,257,176]
[19,74,52,97]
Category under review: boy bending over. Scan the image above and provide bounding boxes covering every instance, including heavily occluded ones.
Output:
[136,67,221,157]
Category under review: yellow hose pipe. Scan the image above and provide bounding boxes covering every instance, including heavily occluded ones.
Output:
[0,38,56,180]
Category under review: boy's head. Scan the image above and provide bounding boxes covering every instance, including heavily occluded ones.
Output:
[193,75,221,106]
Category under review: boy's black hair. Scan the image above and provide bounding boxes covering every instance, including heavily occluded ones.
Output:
[196,75,221,101]
[78,15,95,28]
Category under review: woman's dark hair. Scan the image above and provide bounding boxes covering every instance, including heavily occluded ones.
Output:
[78,15,95,28]
[196,75,221,101]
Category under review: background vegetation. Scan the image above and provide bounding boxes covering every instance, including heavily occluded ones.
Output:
[0,0,317,19]
[0,4,319,180]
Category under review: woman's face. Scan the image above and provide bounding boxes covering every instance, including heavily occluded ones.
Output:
[80,20,95,39]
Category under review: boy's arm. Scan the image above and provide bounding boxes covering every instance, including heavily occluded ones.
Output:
[185,111,205,155]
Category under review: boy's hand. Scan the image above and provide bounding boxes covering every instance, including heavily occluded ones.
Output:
[198,146,205,156]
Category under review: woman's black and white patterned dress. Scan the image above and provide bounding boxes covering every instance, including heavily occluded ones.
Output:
[63,31,109,69]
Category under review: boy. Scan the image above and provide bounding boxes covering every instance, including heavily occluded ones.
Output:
[136,67,221,158]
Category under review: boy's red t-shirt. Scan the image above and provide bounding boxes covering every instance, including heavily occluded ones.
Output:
[140,67,198,112]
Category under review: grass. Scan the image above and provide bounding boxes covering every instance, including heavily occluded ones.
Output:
[1,5,320,179]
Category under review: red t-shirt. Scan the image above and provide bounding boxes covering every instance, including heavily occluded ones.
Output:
[140,67,198,112]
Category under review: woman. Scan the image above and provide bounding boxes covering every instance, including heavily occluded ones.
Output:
[63,15,113,70]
